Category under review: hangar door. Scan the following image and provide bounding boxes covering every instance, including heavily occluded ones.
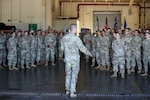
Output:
[93,11,121,32]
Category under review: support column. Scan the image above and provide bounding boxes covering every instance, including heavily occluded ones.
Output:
[0,0,2,22]
[46,0,53,30]
[54,0,60,18]
[42,0,46,30]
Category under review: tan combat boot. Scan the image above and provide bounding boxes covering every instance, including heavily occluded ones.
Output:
[127,69,131,75]
[45,61,48,66]
[31,63,37,68]
[106,66,110,71]
[91,63,95,67]
[101,66,106,71]
[3,63,7,67]
[130,67,135,73]
[12,66,19,70]
[21,65,25,70]
[111,72,117,78]
[70,92,77,98]
[121,73,125,78]
[137,69,142,74]
[26,64,31,69]
[141,72,148,76]
[95,65,100,69]
[8,66,12,70]
[52,61,55,66]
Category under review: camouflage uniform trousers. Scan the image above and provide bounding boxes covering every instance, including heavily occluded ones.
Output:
[17,47,21,66]
[85,44,91,59]
[131,52,142,70]
[2,48,7,64]
[41,48,46,62]
[0,49,4,64]
[30,49,36,64]
[59,47,63,58]
[96,50,101,65]
[46,47,55,62]
[36,49,42,62]
[100,51,110,67]
[125,51,132,69]
[21,50,30,65]
[91,47,96,64]
[112,56,125,73]
[65,60,80,93]
[8,50,17,67]
[143,56,150,73]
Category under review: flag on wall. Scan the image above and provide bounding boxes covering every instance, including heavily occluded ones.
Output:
[114,17,117,29]
[124,17,127,29]
[105,17,108,30]
[96,16,100,31]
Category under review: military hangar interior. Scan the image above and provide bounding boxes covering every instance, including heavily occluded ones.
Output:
[0,0,150,100]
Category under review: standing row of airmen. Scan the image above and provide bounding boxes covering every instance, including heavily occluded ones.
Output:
[83,28,150,78]
[0,30,64,70]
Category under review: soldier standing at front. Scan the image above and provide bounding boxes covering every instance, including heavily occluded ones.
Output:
[44,29,56,66]
[61,24,92,98]
[29,30,37,67]
[36,30,43,65]
[21,31,31,69]
[141,30,150,77]
[7,32,18,70]
[99,30,110,71]
[111,33,125,78]
[122,28,133,74]
[131,30,142,73]
[16,31,22,68]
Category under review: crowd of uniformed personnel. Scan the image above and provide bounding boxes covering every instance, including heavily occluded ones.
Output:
[0,27,150,78]
[83,28,150,78]
[0,29,64,70]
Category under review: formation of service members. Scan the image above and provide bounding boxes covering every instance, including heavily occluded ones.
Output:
[0,29,64,70]
[0,28,150,78]
[82,28,150,78]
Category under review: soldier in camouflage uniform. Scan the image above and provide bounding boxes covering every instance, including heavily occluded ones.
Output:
[83,29,92,63]
[16,31,22,68]
[29,30,37,67]
[7,32,19,70]
[0,31,5,69]
[36,30,43,65]
[95,31,102,70]
[91,32,97,67]
[41,31,46,64]
[61,24,92,98]
[1,31,7,67]
[21,31,31,69]
[58,31,64,60]
[111,33,125,78]
[141,30,150,76]
[99,30,110,71]
[44,30,56,66]
[131,30,142,73]
[122,28,133,74]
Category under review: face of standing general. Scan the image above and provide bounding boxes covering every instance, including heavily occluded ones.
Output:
[70,24,77,34]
